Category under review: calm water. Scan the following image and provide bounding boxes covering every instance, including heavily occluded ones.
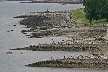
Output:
[0,1,107,72]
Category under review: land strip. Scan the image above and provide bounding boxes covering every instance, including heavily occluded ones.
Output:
[26,54,108,69]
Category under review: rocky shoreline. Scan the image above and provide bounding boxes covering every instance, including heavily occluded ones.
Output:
[12,9,108,69]
[10,43,99,51]
[14,10,108,38]
[25,54,108,69]
[20,0,81,4]
[14,10,75,38]
[10,39,108,51]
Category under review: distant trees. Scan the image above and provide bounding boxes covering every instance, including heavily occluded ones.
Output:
[83,0,108,24]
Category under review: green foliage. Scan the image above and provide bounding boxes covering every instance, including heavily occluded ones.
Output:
[83,0,108,25]
[71,8,108,24]
[95,37,106,43]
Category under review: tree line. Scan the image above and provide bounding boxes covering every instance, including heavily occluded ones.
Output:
[83,0,108,24]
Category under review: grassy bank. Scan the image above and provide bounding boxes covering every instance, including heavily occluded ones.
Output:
[71,8,108,24]
[72,8,85,20]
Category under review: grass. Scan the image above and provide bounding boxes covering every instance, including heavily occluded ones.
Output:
[72,8,85,20]
[71,8,108,24]
[82,18,108,24]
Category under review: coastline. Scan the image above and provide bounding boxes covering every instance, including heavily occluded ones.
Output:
[20,1,81,4]
[25,54,108,69]
[12,9,108,53]
[11,8,108,69]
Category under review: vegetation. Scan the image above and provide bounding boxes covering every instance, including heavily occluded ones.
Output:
[82,18,108,24]
[83,0,108,25]
[72,8,85,20]
[72,8,108,24]
[95,37,106,43]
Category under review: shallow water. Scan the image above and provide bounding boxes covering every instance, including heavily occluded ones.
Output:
[0,1,107,72]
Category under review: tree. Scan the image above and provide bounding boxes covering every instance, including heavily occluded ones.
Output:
[100,0,108,21]
[83,0,108,25]
[83,0,98,25]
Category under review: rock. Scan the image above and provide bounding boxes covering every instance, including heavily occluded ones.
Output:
[7,30,10,32]
[11,30,14,31]
[13,25,16,26]
[23,33,27,34]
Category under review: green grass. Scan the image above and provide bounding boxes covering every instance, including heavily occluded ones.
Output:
[72,8,85,20]
[82,18,108,24]
[92,19,108,24]
[72,8,108,24]
[81,19,89,23]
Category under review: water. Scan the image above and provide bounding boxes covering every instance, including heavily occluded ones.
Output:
[0,1,107,72]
